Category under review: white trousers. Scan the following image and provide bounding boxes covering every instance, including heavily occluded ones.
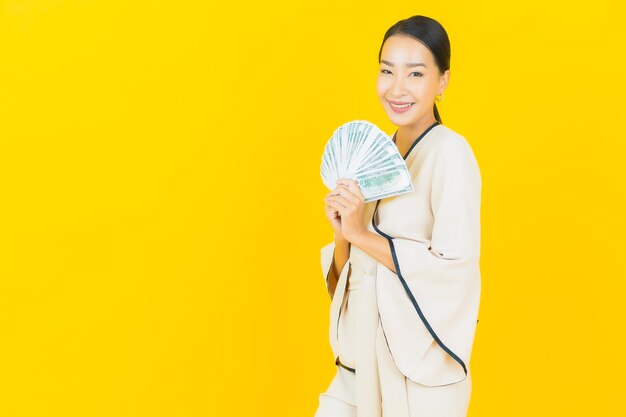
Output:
[314,364,472,417]
[314,260,472,417]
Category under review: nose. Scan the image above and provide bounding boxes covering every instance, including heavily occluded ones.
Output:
[390,74,406,97]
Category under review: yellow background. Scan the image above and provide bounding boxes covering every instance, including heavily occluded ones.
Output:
[1,0,625,415]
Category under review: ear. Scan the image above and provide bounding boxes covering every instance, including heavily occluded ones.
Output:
[439,69,450,93]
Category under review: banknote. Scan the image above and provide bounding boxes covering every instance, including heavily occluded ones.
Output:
[355,165,414,202]
[321,120,414,202]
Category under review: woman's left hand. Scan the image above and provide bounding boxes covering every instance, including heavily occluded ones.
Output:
[323,178,367,243]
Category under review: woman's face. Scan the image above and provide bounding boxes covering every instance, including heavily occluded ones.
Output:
[376,35,449,129]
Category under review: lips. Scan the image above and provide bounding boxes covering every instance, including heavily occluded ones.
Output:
[388,100,415,109]
[388,100,415,113]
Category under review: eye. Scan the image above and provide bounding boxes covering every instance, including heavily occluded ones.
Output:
[380,69,391,74]
[410,72,424,77]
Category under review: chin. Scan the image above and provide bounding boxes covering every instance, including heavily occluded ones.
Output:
[387,108,429,125]
[386,113,418,126]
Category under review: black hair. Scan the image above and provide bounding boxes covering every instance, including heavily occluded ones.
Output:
[378,15,451,124]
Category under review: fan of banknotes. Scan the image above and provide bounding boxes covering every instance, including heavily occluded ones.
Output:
[320,120,414,202]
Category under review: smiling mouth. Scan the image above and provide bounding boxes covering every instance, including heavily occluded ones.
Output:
[388,101,415,109]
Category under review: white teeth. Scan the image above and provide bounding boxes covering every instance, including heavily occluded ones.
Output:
[390,102,413,109]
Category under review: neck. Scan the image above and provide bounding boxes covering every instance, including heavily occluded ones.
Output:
[393,115,439,146]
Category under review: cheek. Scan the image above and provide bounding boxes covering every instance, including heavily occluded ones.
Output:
[423,78,440,95]
[410,80,435,99]
[375,76,389,98]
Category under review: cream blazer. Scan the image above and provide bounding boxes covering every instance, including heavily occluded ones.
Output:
[321,122,482,387]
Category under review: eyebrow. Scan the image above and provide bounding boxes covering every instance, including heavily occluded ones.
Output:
[381,59,427,68]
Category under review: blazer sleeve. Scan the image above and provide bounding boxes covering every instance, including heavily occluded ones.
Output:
[374,138,482,386]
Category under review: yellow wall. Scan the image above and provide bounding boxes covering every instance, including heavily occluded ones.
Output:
[1,1,625,415]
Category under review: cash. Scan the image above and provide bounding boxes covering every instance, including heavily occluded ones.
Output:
[320,120,414,202]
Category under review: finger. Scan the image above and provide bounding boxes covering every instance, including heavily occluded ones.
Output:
[335,179,363,201]
[324,203,340,219]
[336,178,364,200]
[334,178,351,187]
[328,182,348,193]
[326,200,346,215]
[335,178,359,191]
[331,183,349,194]
[328,187,350,199]
[325,194,348,206]
[327,193,349,206]
[336,178,361,193]
[328,194,354,210]
[332,186,360,205]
